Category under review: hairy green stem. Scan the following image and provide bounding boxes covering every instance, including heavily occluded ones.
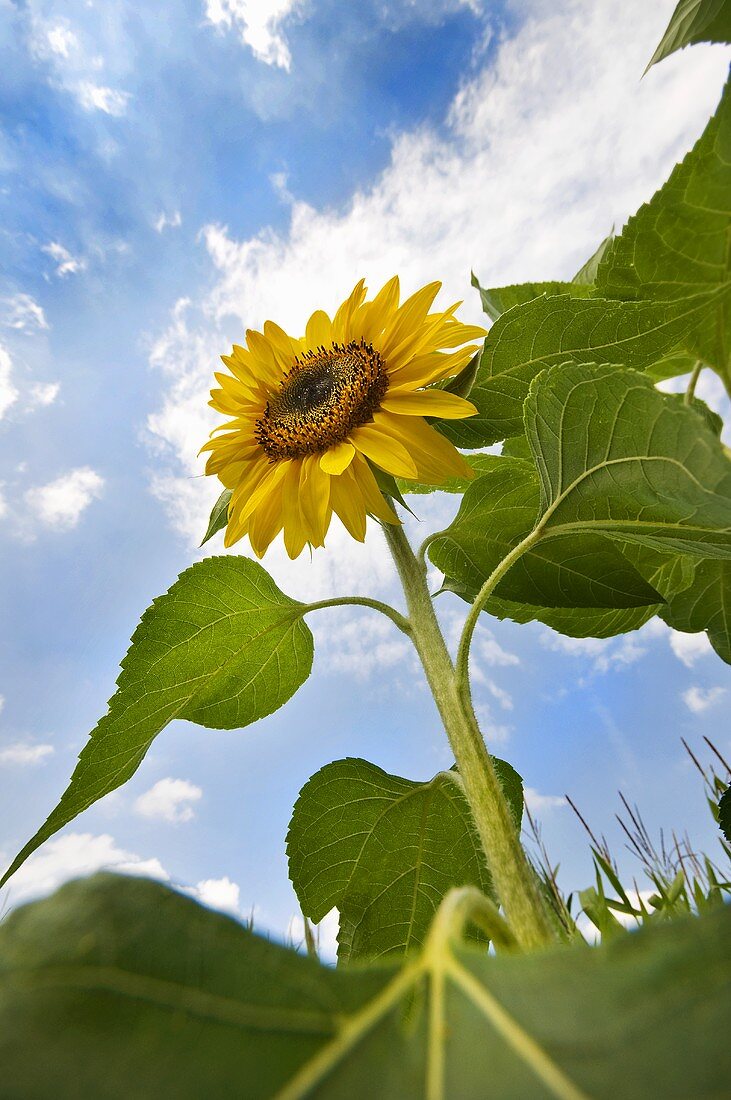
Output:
[455,527,544,705]
[684,360,703,405]
[383,523,555,950]
[304,595,412,636]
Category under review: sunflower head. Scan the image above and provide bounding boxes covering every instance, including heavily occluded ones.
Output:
[201,277,485,559]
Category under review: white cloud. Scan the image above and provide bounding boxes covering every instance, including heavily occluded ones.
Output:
[75,81,131,116]
[194,875,241,914]
[539,629,648,674]
[524,787,566,813]
[669,629,713,668]
[0,743,54,766]
[45,24,79,59]
[682,685,727,714]
[134,777,203,823]
[315,610,413,681]
[485,679,513,710]
[25,467,105,531]
[147,0,728,581]
[27,381,60,408]
[42,241,86,278]
[204,0,306,69]
[0,294,49,332]
[0,346,18,420]
[0,694,4,714]
[1,832,171,908]
[154,210,182,233]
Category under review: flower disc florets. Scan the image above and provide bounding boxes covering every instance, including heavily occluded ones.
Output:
[255,341,388,461]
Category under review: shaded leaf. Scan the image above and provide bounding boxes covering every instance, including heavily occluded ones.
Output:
[441,296,706,448]
[596,78,731,388]
[524,363,731,559]
[661,558,731,663]
[287,756,523,963]
[645,0,731,72]
[429,457,663,612]
[1,874,730,1099]
[0,558,313,889]
[200,487,232,545]
[719,787,731,843]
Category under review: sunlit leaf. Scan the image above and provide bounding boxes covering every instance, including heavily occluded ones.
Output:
[596,78,731,388]
[571,230,615,285]
[200,487,232,545]
[645,0,731,72]
[0,558,313,889]
[1,875,729,1098]
[287,757,522,962]
[470,272,593,322]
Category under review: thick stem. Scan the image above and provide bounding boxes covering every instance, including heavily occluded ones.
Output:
[383,523,555,949]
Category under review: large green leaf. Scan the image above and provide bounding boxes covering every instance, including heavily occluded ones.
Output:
[661,558,731,663]
[429,456,663,612]
[596,78,731,388]
[470,272,593,323]
[441,295,706,448]
[524,363,731,558]
[287,757,523,963]
[2,874,730,1098]
[645,0,731,72]
[0,557,313,889]
[444,545,695,641]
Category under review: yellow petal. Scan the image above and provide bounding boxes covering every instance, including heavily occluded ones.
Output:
[378,282,441,359]
[300,454,332,546]
[381,389,477,419]
[350,455,400,524]
[332,278,367,343]
[350,423,418,479]
[371,411,471,482]
[305,309,332,350]
[320,441,355,475]
[358,276,400,343]
[330,466,367,542]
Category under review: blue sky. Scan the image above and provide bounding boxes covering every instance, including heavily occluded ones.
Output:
[1,0,729,948]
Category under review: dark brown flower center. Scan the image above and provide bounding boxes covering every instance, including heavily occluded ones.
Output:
[255,340,388,461]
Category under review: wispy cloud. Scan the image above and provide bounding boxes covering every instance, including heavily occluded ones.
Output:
[682,686,727,714]
[42,241,86,278]
[27,381,61,409]
[0,347,18,421]
[204,0,306,70]
[0,294,49,333]
[669,630,713,668]
[0,743,54,766]
[154,210,182,233]
[524,788,566,813]
[25,467,105,531]
[134,778,203,823]
[75,81,131,116]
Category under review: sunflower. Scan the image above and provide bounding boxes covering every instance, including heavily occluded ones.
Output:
[202,277,485,558]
